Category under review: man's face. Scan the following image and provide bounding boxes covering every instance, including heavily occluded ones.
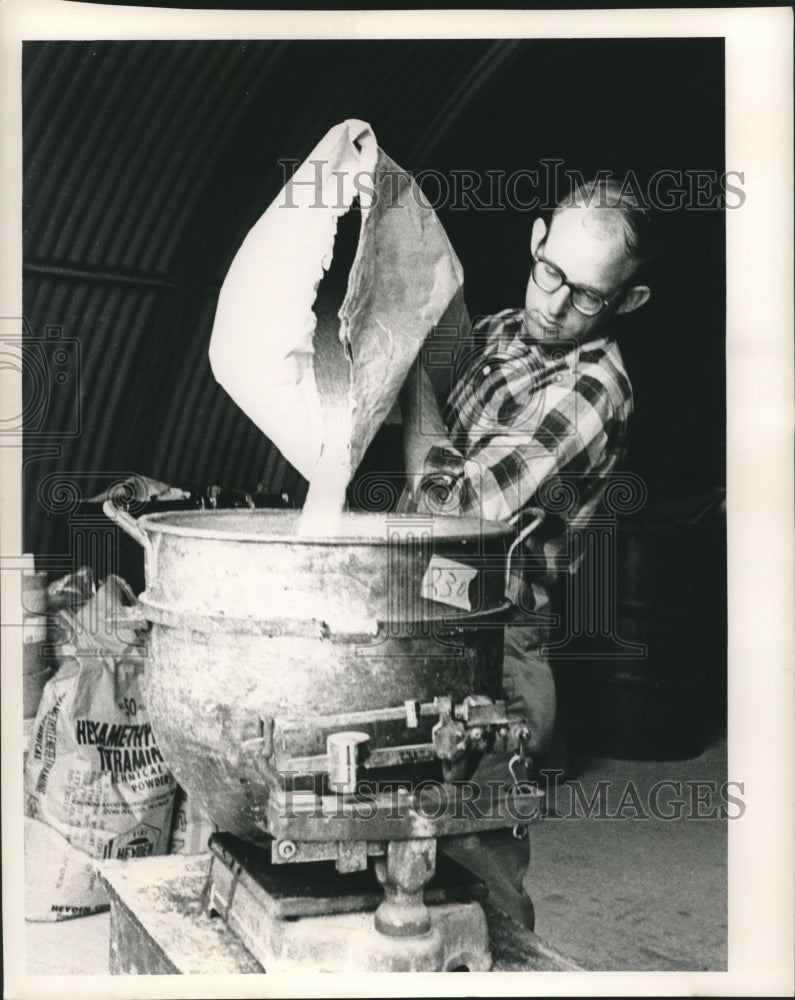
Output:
[524,208,642,345]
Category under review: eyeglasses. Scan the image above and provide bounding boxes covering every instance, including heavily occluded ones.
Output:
[531,244,622,317]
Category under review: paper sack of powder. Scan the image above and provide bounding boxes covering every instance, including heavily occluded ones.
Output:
[208,118,467,530]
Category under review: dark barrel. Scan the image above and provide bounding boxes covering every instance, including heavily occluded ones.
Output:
[554,494,727,761]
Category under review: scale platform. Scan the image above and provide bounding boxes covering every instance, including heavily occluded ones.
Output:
[203,832,493,972]
[98,851,583,974]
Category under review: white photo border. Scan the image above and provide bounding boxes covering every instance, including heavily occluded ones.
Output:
[1,4,792,998]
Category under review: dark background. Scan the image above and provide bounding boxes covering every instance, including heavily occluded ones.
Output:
[22,37,725,553]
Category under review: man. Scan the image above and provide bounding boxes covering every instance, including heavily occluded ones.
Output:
[399,177,655,925]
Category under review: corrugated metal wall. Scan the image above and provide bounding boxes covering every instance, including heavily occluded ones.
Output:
[22,38,726,564]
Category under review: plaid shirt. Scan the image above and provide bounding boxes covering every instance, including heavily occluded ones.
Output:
[410,308,633,620]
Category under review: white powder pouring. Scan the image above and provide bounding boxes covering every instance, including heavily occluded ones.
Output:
[209,119,466,537]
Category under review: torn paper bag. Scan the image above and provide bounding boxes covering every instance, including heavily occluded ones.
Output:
[209,118,467,530]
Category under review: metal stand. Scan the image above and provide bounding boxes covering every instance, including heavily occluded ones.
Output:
[219,898,491,973]
[374,839,435,937]
[202,832,492,972]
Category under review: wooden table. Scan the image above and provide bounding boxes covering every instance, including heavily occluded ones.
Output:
[99,854,582,974]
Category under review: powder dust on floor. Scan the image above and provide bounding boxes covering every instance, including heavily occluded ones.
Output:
[25,731,728,975]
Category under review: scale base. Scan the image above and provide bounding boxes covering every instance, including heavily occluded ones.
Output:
[204,832,491,972]
[96,853,582,974]
[213,895,491,973]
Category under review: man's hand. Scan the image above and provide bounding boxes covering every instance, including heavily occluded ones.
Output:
[400,357,450,476]
[399,355,465,513]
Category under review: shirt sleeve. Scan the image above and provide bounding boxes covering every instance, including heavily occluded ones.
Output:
[413,364,622,525]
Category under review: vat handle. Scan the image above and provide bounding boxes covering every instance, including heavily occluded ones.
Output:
[504,508,544,594]
[103,500,153,558]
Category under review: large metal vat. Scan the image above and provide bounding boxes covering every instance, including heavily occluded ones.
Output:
[106,507,514,844]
